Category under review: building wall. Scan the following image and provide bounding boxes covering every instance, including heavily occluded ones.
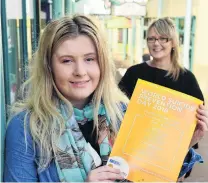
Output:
[193,0,208,100]
[146,0,199,17]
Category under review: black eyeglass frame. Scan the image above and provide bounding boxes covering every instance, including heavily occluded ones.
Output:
[147,37,172,43]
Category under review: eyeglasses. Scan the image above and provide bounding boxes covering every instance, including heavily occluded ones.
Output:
[147,37,171,44]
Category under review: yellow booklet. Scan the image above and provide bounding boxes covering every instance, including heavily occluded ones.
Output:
[107,79,203,182]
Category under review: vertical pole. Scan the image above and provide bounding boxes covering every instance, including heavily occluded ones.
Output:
[122,28,127,60]
[15,19,22,97]
[0,12,6,182]
[22,0,28,80]
[32,0,41,53]
[131,16,136,64]
[108,28,112,52]
[140,16,144,63]
[72,0,75,15]
[65,0,74,16]
[190,16,196,71]
[48,0,53,21]
[111,4,115,16]
[175,18,180,34]
[183,0,192,69]
[1,0,10,105]
[8,20,19,103]
[52,0,64,19]
[65,0,72,16]
[1,0,7,180]
[158,0,163,18]
[0,62,6,182]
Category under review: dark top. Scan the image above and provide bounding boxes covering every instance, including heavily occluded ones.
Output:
[78,120,100,154]
[119,62,204,101]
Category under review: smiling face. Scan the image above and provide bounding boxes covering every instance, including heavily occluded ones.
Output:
[147,27,173,62]
[52,35,100,108]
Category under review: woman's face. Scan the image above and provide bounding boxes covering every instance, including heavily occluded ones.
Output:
[52,35,100,108]
[147,27,173,62]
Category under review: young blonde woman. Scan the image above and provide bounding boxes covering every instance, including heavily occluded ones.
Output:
[4,15,207,182]
[119,17,208,179]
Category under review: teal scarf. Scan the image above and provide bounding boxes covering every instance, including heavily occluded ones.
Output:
[55,101,114,182]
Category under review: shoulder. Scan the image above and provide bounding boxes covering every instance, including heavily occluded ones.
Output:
[7,111,30,134]
[180,69,197,81]
[4,111,41,182]
[6,110,33,149]
[122,63,146,80]
[179,69,201,86]
[179,69,204,100]
[127,62,146,72]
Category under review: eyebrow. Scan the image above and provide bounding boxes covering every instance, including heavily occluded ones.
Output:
[148,35,168,38]
[84,53,96,56]
[57,52,96,58]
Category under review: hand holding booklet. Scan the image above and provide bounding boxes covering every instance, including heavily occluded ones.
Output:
[107,79,203,182]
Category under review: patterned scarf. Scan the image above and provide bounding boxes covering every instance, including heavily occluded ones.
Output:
[55,101,116,182]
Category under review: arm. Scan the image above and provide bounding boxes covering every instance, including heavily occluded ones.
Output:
[185,71,204,101]
[189,104,208,149]
[178,102,208,178]
[4,112,38,182]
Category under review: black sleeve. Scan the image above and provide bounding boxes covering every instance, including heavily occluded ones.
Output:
[185,71,204,102]
[119,67,136,99]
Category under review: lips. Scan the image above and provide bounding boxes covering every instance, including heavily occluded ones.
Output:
[70,80,90,87]
[153,48,163,52]
[70,81,89,84]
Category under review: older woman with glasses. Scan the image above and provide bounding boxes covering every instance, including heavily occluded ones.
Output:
[119,17,208,180]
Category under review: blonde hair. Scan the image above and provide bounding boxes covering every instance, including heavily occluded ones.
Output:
[10,15,129,170]
[147,17,185,80]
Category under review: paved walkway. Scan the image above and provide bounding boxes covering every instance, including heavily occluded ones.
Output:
[185,133,208,182]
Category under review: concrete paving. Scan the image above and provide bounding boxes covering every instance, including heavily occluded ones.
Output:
[185,133,208,182]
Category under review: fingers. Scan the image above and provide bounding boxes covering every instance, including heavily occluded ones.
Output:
[87,165,124,182]
[98,172,124,181]
[196,117,208,131]
[190,110,208,147]
[93,165,120,174]
[196,113,208,124]
[196,104,208,131]
[197,105,208,117]
[197,120,208,131]
[199,104,207,110]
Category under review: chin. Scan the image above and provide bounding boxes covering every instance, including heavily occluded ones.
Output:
[152,55,164,60]
[73,93,94,101]
[73,95,90,100]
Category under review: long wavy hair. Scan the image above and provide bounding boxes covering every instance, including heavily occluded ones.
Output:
[10,15,129,171]
[147,17,185,80]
